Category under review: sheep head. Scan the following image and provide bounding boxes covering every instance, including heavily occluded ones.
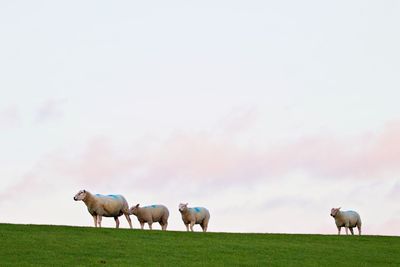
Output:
[179,203,188,213]
[330,207,341,217]
[129,204,140,215]
[73,189,87,201]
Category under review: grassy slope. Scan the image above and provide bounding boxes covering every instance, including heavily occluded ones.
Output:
[0,223,399,266]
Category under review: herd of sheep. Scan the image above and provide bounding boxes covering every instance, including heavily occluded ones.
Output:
[73,189,361,235]
[73,190,210,232]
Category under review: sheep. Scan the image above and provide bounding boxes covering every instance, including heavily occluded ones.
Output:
[178,203,210,232]
[73,189,132,229]
[129,204,169,230]
[330,207,362,235]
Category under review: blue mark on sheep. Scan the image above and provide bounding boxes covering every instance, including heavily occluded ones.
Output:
[96,194,121,199]
[144,205,158,208]
[192,207,201,213]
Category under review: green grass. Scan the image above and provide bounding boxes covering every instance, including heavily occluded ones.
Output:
[0,223,399,266]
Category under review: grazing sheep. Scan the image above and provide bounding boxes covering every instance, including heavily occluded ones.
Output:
[129,204,169,230]
[178,203,210,232]
[330,207,362,235]
[73,190,132,229]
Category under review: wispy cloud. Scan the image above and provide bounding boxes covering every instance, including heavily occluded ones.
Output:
[135,120,400,185]
[35,98,66,123]
[9,119,400,192]
[45,137,140,185]
[217,106,259,134]
[0,106,20,129]
[0,172,41,203]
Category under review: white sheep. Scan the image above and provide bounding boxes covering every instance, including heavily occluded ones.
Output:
[129,204,169,230]
[73,190,132,229]
[330,207,362,235]
[178,203,210,232]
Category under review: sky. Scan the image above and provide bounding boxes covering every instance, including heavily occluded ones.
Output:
[0,1,399,235]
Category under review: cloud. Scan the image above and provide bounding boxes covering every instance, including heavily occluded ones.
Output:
[217,106,259,134]
[7,119,400,195]
[0,172,42,203]
[35,98,66,123]
[138,120,400,186]
[387,182,400,200]
[45,137,141,185]
[261,196,314,210]
[0,106,20,129]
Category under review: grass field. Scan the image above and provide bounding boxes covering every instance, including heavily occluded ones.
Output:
[0,223,399,266]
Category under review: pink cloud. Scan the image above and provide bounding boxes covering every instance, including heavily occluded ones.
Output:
[137,121,400,185]
[365,121,400,173]
[16,120,400,189]
[47,137,140,184]
[261,196,314,210]
[368,218,400,236]
[0,172,42,203]
[4,120,400,204]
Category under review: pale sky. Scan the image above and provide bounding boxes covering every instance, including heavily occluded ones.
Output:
[1,1,399,235]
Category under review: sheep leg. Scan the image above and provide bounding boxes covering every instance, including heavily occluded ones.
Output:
[202,219,209,232]
[124,214,133,229]
[345,227,349,235]
[185,224,189,232]
[114,217,120,228]
[161,222,168,231]
[349,228,354,235]
[140,222,145,230]
[93,215,98,228]
[357,225,361,236]
[148,223,153,230]
[337,227,341,235]
[190,221,195,232]
[97,215,102,228]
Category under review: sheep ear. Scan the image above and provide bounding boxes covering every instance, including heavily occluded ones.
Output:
[83,190,86,193]
[338,207,341,210]
[185,203,188,206]
[135,204,140,208]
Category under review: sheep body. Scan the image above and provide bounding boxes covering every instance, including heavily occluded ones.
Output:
[74,190,132,229]
[129,204,169,230]
[330,208,362,235]
[179,203,210,232]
